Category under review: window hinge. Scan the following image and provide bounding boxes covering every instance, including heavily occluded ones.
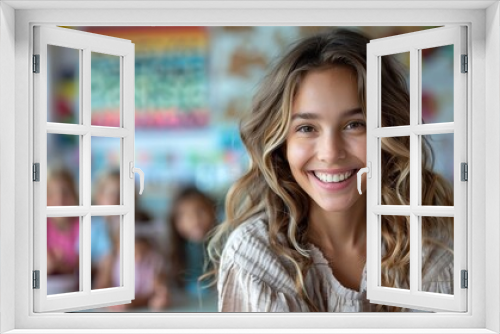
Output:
[33,54,40,73]
[33,270,40,289]
[461,270,468,289]
[461,54,468,73]
[33,163,40,182]
[461,162,468,181]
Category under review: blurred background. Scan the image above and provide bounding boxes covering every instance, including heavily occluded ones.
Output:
[44,26,454,312]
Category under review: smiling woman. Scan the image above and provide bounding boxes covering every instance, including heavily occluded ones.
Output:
[287,66,367,292]
[205,28,454,312]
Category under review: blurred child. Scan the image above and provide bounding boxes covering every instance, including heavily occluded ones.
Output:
[96,222,170,311]
[46,168,79,291]
[89,170,119,287]
[94,175,169,311]
[167,186,217,297]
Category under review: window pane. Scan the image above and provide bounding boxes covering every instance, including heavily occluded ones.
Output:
[421,45,454,124]
[381,52,410,127]
[47,45,80,124]
[421,216,454,295]
[380,136,410,205]
[91,137,121,205]
[91,215,120,290]
[47,216,80,295]
[47,134,80,206]
[91,52,121,127]
[421,134,454,206]
[380,215,410,290]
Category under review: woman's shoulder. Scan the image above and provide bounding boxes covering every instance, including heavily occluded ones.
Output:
[222,214,273,261]
[220,214,295,289]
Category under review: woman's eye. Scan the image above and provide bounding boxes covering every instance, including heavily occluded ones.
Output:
[297,125,315,133]
[345,121,365,130]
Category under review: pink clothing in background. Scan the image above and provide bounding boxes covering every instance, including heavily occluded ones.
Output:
[47,217,80,269]
[112,250,166,296]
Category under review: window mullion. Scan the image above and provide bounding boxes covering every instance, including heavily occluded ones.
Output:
[46,206,90,217]
[412,123,454,135]
[82,47,92,294]
[372,205,454,217]
[373,124,454,138]
[90,205,130,216]
[409,47,420,294]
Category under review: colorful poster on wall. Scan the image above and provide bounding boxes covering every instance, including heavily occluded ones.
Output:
[85,26,210,129]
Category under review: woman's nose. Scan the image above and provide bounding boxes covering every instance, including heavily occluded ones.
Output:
[317,132,346,163]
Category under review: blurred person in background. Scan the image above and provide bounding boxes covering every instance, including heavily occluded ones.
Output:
[89,170,117,288]
[94,172,169,311]
[46,168,80,292]
[166,186,217,298]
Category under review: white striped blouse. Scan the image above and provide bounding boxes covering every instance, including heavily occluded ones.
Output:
[218,216,453,312]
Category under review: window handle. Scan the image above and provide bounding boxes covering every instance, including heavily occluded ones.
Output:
[129,162,145,195]
[357,162,371,195]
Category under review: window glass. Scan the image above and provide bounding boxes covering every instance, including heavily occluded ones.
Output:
[380,136,410,206]
[47,45,80,124]
[91,137,121,206]
[91,52,121,127]
[421,134,454,206]
[47,216,80,295]
[381,52,410,127]
[421,45,454,124]
[380,215,410,290]
[47,134,80,206]
[420,216,454,294]
[91,215,120,290]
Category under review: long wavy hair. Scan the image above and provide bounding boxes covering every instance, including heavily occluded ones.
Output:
[205,28,454,312]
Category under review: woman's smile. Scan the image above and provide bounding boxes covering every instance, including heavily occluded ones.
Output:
[309,168,359,191]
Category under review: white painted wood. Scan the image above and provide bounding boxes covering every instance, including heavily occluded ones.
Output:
[45,205,130,217]
[3,0,497,10]
[33,26,135,313]
[366,26,467,312]
[372,123,454,138]
[6,5,491,333]
[372,205,454,217]
[485,3,500,333]
[46,123,130,137]
[122,42,136,297]
[82,45,92,298]
[409,45,420,297]
[0,2,17,333]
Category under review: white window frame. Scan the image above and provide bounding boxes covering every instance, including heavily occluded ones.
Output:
[33,25,136,312]
[365,26,467,312]
[1,1,499,333]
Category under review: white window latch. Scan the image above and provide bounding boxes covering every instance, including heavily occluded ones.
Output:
[129,162,145,195]
[357,162,371,195]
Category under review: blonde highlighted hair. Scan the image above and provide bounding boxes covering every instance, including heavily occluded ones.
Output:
[205,28,453,312]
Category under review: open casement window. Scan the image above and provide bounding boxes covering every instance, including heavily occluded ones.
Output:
[365,26,467,312]
[33,26,140,312]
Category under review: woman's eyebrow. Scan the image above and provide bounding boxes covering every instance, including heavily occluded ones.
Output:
[291,112,319,121]
[291,108,363,121]
[343,107,363,117]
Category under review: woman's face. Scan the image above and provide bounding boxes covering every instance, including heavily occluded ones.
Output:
[286,66,366,213]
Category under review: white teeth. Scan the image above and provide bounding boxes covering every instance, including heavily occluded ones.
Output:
[314,170,354,183]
